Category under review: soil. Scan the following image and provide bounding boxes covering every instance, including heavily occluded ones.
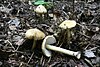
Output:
[0,0,100,67]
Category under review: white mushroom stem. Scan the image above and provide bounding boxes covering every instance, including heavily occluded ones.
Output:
[46,44,81,59]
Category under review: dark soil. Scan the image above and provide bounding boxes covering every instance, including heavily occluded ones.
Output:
[0,0,100,67]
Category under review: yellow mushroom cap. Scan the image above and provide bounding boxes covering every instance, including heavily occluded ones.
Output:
[25,28,45,40]
[35,5,47,14]
[59,20,76,29]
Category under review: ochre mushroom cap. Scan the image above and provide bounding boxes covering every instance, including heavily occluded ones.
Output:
[25,28,45,40]
[59,20,76,29]
[35,5,47,14]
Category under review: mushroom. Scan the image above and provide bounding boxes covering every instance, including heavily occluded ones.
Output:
[42,35,81,59]
[59,20,76,47]
[25,28,45,50]
[35,5,47,21]
[35,5,47,22]
[35,5,47,14]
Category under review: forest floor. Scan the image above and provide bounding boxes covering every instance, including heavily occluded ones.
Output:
[0,0,100,67]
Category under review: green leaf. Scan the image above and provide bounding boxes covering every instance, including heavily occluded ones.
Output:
[33,0,45,5]
[33,0,51,5]
[32,0,53,9]
[34,1,45,5]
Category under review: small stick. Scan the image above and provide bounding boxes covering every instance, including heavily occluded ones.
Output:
[27,52,34,64]
[6,40,15,51]
[40,56,43,65]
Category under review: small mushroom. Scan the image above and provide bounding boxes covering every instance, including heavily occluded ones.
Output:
[59,20,76,29]
[35,5,47,22]
[59,20,76,47]
[35,5,47,14]
[25,28,45,50]
[42,35,81,59]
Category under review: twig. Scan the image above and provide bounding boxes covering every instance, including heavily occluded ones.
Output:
[85,47,98,51]
[78,31,90,38]
[40,55,43,65]
[47,57,51,63]
[6,40,15,51]
[84,58,94,67]
[27,52,34,64]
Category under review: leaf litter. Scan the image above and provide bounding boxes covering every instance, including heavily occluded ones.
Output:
[0,0,100,67]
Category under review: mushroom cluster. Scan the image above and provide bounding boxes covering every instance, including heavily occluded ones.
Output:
[24,20,81,59]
